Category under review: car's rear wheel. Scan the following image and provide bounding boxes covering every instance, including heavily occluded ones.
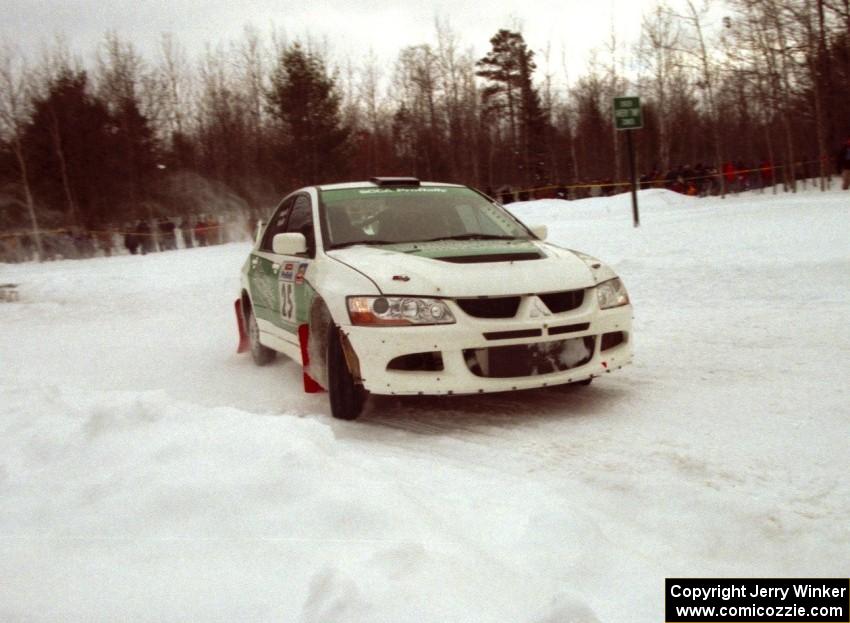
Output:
[327,325,366,420]
[247,306,276,366]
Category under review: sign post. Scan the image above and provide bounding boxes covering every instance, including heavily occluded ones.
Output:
[613,96,642,228]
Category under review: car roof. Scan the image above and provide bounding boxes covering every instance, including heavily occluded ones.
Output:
[316,180,466,191]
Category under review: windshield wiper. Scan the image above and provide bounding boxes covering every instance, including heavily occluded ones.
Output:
[415,233,524,243]
[327,239,397,250]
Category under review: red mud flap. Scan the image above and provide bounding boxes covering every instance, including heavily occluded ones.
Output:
[235,299,250,354]
[298,323,324,393]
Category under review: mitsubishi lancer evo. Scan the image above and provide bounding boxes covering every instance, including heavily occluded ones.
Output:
[235,177,632,420]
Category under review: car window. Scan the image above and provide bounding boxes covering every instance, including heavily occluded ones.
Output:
[260,197,294,252]
[320,186,531,247]
[284,195,315,256]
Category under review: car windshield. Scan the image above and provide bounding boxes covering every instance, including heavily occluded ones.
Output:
[320,186,532,249]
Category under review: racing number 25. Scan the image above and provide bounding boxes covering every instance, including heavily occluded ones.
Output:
[280,282,294,320]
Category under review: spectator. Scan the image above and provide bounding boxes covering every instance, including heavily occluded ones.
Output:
[723,161,736,193]
[180,216,194,248]
[73,229,95,258]
[555,184,568,200]
[692,163,707,196]
[208,217,221,245]
[837,137,850,190]
[135,219,153,254]
[158,217,177,251]
[1,235,21,263]
[195,217,208,247]
[734,159,750,192]
[640,168,657,190]
[124,223,139,255]
[95,229,113,257]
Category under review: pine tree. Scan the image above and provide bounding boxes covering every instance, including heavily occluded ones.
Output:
[476,30,549,187]
[268,44,349,186]
[23,69,122,227]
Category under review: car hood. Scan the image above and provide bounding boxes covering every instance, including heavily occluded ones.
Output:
[325,240,606,297]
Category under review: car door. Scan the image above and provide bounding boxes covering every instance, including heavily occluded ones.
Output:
[274,194,316,335]
[249,197,293,330]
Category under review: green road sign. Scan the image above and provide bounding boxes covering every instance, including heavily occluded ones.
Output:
[613,96,642,130]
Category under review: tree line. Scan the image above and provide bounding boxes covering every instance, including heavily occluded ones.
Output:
[1,0,849,259]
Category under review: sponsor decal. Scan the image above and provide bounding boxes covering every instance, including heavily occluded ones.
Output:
[295,262,308,285]
[280,262,295,281]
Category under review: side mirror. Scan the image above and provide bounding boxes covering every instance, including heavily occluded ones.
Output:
[529,224,548,240]
[272,232,307,255]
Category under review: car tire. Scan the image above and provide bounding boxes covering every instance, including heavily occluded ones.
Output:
[247,305,276,366]
[327,325,366,420]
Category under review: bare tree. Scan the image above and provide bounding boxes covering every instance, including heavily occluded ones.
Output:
[560,47,582,184]
[604,22,627,184]
[637,3,682,174]
[0,45,42,259]
[727,0,798,192]
[680,0,726,195]
[34,39,81,225]
[788,0,831,188]
[157,32,190,142]
[356,50,382,176]
[97,32,150,207]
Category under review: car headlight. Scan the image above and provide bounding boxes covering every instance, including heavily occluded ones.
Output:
[596,278,630,309]
[347,296,456,326]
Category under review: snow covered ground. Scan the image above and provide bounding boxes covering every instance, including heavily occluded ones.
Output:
[1,186,848,622]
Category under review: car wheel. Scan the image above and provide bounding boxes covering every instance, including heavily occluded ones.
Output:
[247,306,276,366]
[327,325,366,420]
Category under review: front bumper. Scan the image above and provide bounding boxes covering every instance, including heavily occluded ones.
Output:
[342,298,633,396]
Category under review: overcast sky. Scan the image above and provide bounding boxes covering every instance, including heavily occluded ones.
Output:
[4,0,667,80]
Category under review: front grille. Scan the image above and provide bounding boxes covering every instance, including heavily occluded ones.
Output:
[464,336,595,378]
[548,322,590,336]
[483,328,542,341]
[539,289,584,313]
[455,296,521,319]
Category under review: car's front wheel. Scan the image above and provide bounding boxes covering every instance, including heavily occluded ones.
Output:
[327,325,366,420]
[247,305,276,366]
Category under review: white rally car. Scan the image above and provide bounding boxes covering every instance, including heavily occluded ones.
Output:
[235,177,632,420]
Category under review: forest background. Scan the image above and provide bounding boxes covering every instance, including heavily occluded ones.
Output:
[1,0,848,257]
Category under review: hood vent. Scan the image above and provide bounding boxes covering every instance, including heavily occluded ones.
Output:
[437,252,543,264]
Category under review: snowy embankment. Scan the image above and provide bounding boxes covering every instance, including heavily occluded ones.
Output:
[1,187,848,622]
